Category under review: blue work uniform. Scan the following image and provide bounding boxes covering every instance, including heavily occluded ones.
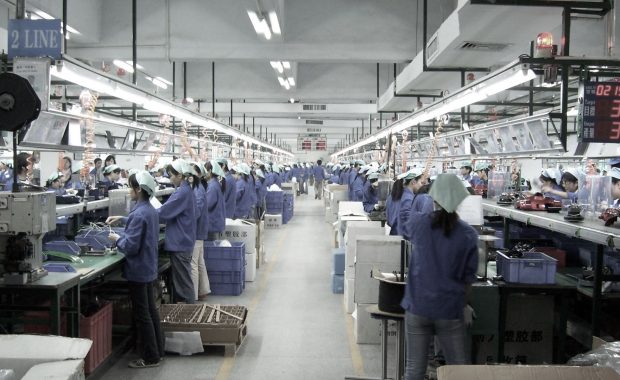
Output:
[265,172,275,188]
[339,170,347,185]
[53,188,67,196]
[116,200,159,283]
[256,178,267,208]
[0,168,13,190]
[362,182,378,213]
[386,196,402,235]
[194,184,209,240]
[248,176,257,211]
[291,167,300,182]
[399,188,415,240]
[234,178,253,219]
[206,178,225,234]
[401,213,478,320]
[351,175,365,202]
[462,173,472,182]
[313,165,325,181]
[348,169,358,199]
[224,172,237,218]
[412,193,434,214]
[543,183,564,201]
[159,181,196,252]
[274,173,282,187]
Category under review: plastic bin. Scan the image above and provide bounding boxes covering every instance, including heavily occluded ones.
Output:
[80,302,113,375]
[210,282,244,296]
[332,273,344,294]
[496,251,557,284]
[333,248,345,275]
[204,242,245,271]
[208,270,244,284]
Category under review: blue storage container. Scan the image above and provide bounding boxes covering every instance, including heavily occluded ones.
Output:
[333,248,345,275]
[210,282,244,296]
[266,191,284,214]
[496,251,557,284]
[207,270,244,284]
[204,242,245,271]
[332,273,344,294]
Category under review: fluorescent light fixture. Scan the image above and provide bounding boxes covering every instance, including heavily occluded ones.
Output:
[113,59,135,74]
[152,78,168,89]
[282,61,291,69]
[567,107,578,117]
[51,64,114,94]
[155,76,172,85]
[283,81,290,90]
[275,61,283,73]
[289,98,295,103]
[126,61,144,70]
[278,77,286,86]
[332,61,537,158]
[34,9,53,19]
[247,11,262,34]
[113,85,146,105]
[288,77,295,86]
[269,11,281,34]
[270,61,278,69]
[260,18,272,40]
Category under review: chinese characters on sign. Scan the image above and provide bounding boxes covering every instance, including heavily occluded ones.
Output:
[581,81,620,143]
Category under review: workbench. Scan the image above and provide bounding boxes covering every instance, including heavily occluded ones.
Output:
[482,199,620,345]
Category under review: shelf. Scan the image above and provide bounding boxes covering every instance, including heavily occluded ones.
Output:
[482,200,620,248]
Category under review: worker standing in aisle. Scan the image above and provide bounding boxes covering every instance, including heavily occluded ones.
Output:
[401,173,477,380]
[190,162,210,302]
[205,161,226,240]
[218,159,237,219]
[255,169,267,218]
[107,171,164,368]
[348,161,360,199]
[158,160,196,304]
[313,159,325,200]
[273,164,282,187]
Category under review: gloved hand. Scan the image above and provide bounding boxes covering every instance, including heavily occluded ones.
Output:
[106,216,122,225]
[464,304,476,327]
[108,232,120,242]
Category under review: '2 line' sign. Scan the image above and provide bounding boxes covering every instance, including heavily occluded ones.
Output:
[8,19,62,59]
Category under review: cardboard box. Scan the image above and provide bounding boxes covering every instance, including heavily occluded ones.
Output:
[245,250,256,282]
[265,214,282,229]
[330,190,349,214]
[0,335,92,379]
[338,201,366,217]
[354,261,401,304]
[437,365,620,380]
[344,277,355,313]
[326,184,349,193]
[325,207,336,224]
[354,303,381,344]
[353,236,403,304]
[333,248,345,275]
[217,219,256,254]
[22,360,85,380]
[344,222,384,270]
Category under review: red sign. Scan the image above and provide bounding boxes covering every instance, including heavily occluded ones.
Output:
[581,82,620,143]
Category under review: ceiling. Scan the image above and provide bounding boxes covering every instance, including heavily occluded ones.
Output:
[0,0,616,154]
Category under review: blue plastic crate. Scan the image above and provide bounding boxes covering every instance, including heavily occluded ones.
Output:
[333,248,345,275]
[207,270,245,284]
[44,240,81,256]
[332,273,344,294]
[204,241,245,259]
[496,251,557,284]
[210,282,243,296]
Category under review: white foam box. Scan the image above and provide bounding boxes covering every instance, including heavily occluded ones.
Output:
[354,236,404,304]
[22,360,85,380]
[344,276,355,313]
[354,303,381,344]
[265,214,282,229]
[330,190,349,214]
[0,335,92,380]
[217,219,256,254]
[326,184,348,193]
[325,207,336,224]
[338,201,366,217]
[344,222,384,270]
[245,249,257,282]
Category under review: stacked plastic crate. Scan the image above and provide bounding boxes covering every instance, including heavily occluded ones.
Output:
[282,193,294,224]
[204,241,246,295]
[265,190,284,215]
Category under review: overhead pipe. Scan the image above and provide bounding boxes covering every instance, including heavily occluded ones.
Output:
[212,62,215,117]
[132,0,137,121]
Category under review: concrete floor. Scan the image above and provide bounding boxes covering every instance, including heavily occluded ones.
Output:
[100,190,391,380]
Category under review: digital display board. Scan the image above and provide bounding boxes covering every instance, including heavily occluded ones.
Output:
[580,81,620,143]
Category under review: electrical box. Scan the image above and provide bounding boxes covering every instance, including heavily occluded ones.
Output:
[0,191,56,235]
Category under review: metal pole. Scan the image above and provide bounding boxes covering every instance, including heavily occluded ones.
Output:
[252,117,255,136]
[376,63,380,98]
[62,0,67,52]
[183,61,187,100]
[529,41,534,116]
[230,99,233,126]
[369,114,373,135]
[172,62,176,101]
[460,70,466,128]
[560,7,571,151]
[361,120,365,138]
[132,0,137,121]
[212,62,215,117]
[16,0,25,19]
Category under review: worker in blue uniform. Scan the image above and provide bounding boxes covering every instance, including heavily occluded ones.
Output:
[469,162,489,188]
[543,167,585,203]
[399,168,426,241]
[107,171,164,368]
[362,172,380,212]
[158,160,196,304]
[459,161,473,182]
[255,169,267,218]
[46,172,67,196]
[313,159,326,200]
[401,174,477,380]
[273,164,282,187]
[329,164,341,184]
[386,172,409,235]
[205,160,226,240]
[348,161,361,200]
[218,159,236,219]
[351,166,368,202]
[233,163,254,219]
[189,162,210,302]
[101,164,122,191]
[0,160,13,191]
[539,168,564,200]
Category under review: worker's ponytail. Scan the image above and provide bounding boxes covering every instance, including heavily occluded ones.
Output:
[430,207,459,237]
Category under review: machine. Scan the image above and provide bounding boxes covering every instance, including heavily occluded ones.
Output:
[0,192,56,284]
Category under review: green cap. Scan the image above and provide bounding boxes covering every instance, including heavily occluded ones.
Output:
[429,174,469,213]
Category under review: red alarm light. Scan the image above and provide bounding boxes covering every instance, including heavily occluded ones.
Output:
[534,32,554,58]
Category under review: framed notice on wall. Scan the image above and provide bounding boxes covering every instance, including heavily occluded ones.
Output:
[580,81,620,143]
